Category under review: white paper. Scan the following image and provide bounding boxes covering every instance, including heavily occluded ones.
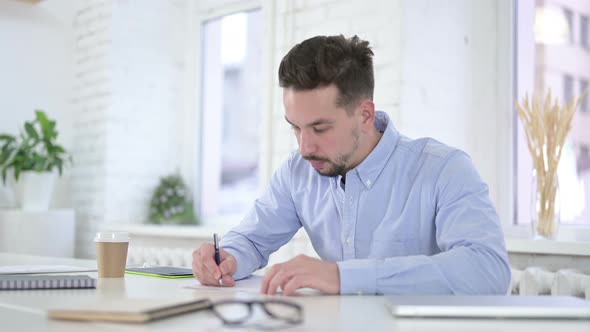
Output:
[186,275,264,292]
[0,265,97,275]
[185,275,322,295]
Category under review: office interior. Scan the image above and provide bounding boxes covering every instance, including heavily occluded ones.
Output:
[1,0,589,304]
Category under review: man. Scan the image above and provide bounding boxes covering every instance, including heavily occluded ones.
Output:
[192,35,510,296]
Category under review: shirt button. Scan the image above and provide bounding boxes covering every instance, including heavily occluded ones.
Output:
[366,179,371,186]
[346,238,352,245]
[357,290,363,295]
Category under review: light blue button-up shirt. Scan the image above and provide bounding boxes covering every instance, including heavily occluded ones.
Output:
[220,111,510,295]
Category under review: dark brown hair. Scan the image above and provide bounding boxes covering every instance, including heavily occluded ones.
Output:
[278,35,374,111]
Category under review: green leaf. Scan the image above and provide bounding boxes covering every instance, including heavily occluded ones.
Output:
[1,110,70,181]
[24,122,39,141]
[1,166,6,182]
[0,134,15,142]
[54,157,63,175]
[42,121,57,141]
[1,141,13,154]
[0,148,11,165]
[33,154,45,172]
[49,145,66,154]
[36,110,50,129]
[14,165,20,181]
[3,148,17,167]
[1,166,7,185]
[48,120,57,139]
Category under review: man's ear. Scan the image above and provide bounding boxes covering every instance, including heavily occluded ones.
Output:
[358,99,375,132]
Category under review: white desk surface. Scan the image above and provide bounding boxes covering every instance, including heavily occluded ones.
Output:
[0,253,588,331]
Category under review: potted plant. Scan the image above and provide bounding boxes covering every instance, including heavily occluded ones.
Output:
[0,110,71,211]
[148,174,199,225]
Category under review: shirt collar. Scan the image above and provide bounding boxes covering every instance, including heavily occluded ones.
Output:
[349,111,399,190]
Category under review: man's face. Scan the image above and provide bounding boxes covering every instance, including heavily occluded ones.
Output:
[283,84,362,177]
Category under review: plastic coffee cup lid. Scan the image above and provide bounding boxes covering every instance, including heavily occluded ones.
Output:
[94,232,130,242]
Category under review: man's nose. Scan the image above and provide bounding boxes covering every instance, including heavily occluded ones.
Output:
[298,131,317,156]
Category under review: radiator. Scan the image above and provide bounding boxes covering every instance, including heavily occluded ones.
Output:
[127,246,590,299]
[128,247,194,268]
[511,267,590,299]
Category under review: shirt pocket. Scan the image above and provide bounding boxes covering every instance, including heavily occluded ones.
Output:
[369,237,422,258]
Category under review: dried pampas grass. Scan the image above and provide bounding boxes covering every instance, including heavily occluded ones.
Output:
[515,89,586,238]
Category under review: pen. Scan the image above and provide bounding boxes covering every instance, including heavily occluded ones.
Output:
[213,233,222,285]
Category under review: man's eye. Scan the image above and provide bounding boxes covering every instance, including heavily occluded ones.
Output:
[313,127,328,134]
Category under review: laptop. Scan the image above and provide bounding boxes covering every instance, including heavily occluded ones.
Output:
[385,295,590,319]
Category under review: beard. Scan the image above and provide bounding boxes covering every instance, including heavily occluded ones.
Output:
[303,156,347,177]
[303,126,360,177]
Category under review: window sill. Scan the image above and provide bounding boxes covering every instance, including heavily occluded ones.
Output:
[108,225,590,257]
[107,224,233,240]
[106,213,250,239]
[505,237,590,257]
[107,223,311,241]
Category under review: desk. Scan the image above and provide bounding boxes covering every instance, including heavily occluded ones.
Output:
[0,253,588,331]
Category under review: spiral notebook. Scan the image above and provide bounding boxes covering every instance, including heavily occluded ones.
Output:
[0,275,97,290]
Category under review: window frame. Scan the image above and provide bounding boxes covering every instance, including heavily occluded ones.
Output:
[564,7,575,44]
[580,14,589,49]
[500,0,590,242]
[181,0,276,226]
[564,74,574,104]
[580,79,589,112]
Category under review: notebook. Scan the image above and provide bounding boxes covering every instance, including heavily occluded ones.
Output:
[125,266,194,279]
[385,295,590,319]
[0,265,97,275]
[0,275,96,290]
[48,298,211,323]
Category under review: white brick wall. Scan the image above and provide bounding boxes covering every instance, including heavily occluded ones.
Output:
[71,0,112,258]
[269,0,402,171]
[67,0,508,258]
[186,0,403,199]
[399,0,503,217]
[71,0,187,257]
[266,0,506,223]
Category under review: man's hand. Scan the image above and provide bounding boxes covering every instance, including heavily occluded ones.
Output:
[260,254,340,296]
[192,243,237,287]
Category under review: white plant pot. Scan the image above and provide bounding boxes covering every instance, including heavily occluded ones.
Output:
[0,175,16,209]
[14,171,58,211]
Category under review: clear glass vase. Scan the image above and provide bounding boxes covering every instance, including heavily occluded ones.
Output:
[530,169,560,240]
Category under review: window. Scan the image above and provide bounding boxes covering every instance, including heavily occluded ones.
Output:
[564,8,574,43]
[580,145,590,176]
[516,2,590,228]
[581,15,589,48]
[581,79,589,112]
[564,74,573,103]
[198,10,263,222]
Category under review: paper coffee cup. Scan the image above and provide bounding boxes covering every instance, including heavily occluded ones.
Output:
[95,232,129,278]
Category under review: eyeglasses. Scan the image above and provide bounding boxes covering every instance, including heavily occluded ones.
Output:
[201,299,303,328]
